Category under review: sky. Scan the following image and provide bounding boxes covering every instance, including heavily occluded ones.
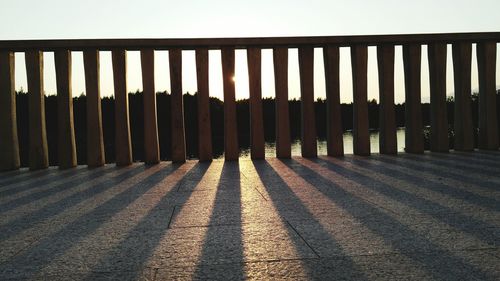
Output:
[1,0,500,103]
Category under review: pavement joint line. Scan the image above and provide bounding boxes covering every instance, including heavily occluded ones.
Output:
[250,185,269,201]
[166,205,176,229]
[284,219,321,258]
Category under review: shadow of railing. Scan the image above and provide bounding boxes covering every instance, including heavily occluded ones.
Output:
[192,162,246,280]
[0,163,181,279]
[377,154,500,189]
[82,162,209,281]
[252,160,368,280]
[313,157,499,244]
[0,166,113,213]
[349,156,500,210]
[281,158,497,280]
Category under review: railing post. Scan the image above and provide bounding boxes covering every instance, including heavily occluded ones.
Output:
[55,50,77,168]
[83,49,105,167]
[428,43,449,152]
[140,48,160,164]
[351,44,370,156]
[0,51,20,171]
[299,46,317,158]
[195,48,213,162]
[112,49,132,166]
[324,45,343,157]
[451,42,474,151]
[403,44,424,153]
[221,47,239,160]
[377,44,397,154]
[25,50,49,170]
[477,42,499,150]
[273,47,291,158]
[169,48,187,163]
[247,47,265,159]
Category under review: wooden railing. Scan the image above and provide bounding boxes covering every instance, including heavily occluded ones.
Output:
[0,33,499,170]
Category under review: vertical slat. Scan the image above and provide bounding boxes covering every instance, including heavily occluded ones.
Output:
[25,50,49,170]
[377,44,397,154]
[83,49,105,167]
[273,47,291,158]
[323,46,343,157]
[403,44,424,153]
[0,51,20,170]
[452,42,474,151]
[169,48,186,163]
[351,44,370,156]
[477,42,499,150]
[298,46,317,158]
[112,49,132,166]
[247,47,265,159]
[221,47,239,160]
[428,43,449,152]
[141,49,160,164]
[195,48,213,161]
[55,50,77,168]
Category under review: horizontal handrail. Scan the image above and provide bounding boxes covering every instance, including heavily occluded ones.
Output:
[1,32,500,51]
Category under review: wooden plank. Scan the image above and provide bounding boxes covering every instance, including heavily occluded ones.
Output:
[83,49,105,167]
[140,49,160,164]
[402,44,424,153]
[221,47,239,160]
[54,50,77,168]
[111,49,132,166]
[0,51,20,170]
[427,43,449,152]
[351,44,370,156]
[247,47,265,159]
[273,47,291,158]
[323,46,343,156]
[195,48,213,161]
[451,43,474,151]
[477,42,499,150]
[25,50,49,170]
[377,44,397,154]
[169,48,186,163]
[2,32,500,51]
[298,46,317,157]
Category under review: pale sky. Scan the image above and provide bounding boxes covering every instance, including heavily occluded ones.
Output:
[1,0,499,103]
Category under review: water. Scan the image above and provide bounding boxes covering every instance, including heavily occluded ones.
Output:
[234,128,406,159]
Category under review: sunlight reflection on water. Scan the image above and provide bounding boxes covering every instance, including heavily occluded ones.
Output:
[236,128,406,159]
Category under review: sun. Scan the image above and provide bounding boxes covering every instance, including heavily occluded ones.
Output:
[232,75,236,82]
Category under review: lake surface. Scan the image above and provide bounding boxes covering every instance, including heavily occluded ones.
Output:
[222,128,406,159]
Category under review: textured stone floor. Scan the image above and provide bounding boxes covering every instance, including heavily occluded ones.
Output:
[0,151,499,280]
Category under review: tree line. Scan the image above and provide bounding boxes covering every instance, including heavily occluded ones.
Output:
[14,90,499,166]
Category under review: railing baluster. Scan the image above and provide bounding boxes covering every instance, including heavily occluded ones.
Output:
[221,47,239,160]
[377,44,397,154]
[140,48,160,164]
[323,45,343,157]
[403,44,424,153]
[273,47,291,158]
[428,43,449,152]
[351,44,370,156]
[195,48,213,162]
[477,42,499,150]
[83,49,105,167]
[111,49,132,166]
[247,47,265,159]
[299,47,317,157]
[0,51,20,170]
[451,42,474,151]
[25,50,49,170]
[169,48,186,163]
[55,50,77,168]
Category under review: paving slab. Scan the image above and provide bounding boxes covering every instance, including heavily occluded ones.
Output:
[0,152,498,280]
